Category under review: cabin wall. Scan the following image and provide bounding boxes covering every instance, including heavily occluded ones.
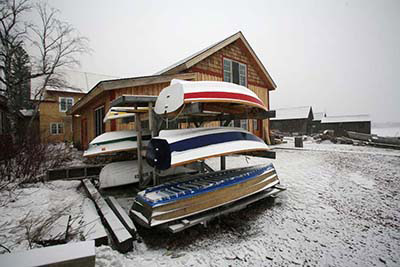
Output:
[39,91,84,143]
[190,39,268,88]
[189,44,271,141]
[270,119,309,135]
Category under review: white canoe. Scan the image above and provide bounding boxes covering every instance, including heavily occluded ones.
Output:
[154,79,268,116]
[103,106,149,123]
[99,160,197,189]
[84,130,151,157]
[146,127,269,170]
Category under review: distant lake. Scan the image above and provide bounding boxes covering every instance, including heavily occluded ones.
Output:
[372,127,400,137]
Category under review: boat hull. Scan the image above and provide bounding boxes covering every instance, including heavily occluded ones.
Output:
[154,79,268,116]
[84,130,151,157]
[130,163,279,227]
[146,127,270,170]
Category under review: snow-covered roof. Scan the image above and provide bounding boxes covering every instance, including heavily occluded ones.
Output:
[19,109,34,117]
[313,112,326,121]
[321,115,370,124]
[31,70,118,99]
[270,106,313,121]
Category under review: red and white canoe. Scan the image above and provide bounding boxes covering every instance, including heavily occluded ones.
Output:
[154,79,267,115]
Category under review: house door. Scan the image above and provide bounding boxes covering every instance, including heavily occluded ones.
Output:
[81,118,88,150]
[253,119,262,138]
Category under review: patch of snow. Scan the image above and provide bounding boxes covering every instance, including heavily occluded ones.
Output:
[0,180,85,253]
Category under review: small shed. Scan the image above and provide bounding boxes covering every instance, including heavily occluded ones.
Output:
[270,106,314,135]
[320,115,371,136]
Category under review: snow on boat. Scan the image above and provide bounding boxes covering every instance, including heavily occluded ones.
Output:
[146,127,269,170]
[130,163,280,227]
[99,160,197,189]
[83,130,151,157]
[154,79,268,116]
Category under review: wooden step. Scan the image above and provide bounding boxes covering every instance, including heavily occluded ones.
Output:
[82,180,133,253]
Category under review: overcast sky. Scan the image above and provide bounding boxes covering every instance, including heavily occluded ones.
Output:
[47,0,400,122]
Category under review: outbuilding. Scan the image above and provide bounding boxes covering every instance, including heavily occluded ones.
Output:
[270,106,314,135]
[320,115,371,136]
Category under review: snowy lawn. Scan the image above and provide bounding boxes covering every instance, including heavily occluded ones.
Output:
[1,142,399,267]
[0,181,86,253]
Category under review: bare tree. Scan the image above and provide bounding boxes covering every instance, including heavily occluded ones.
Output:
[0,0,89,140]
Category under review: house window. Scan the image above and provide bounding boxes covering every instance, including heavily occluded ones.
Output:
[240,119,248,130]
[94,106,105,137]
[253,119,259,131]
[223,58,247,86]
[50,123,64,135]
[59,97,74,112]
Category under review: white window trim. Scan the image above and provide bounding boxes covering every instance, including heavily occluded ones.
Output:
[223,58,247,86]
[50,122,64,135]
[240,119,248,130]
[59,97,74,112]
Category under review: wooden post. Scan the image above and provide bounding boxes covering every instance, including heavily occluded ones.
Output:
[135,113,143,186]
[219,120,226,170]
[148,102,155,137]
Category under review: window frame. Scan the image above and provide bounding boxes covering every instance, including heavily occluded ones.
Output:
[59,97,74,112]
[50,122,64,135]
[94,105,105,137]
[240,119,248,130]
[223,58,247,86]
[253,119,259,131]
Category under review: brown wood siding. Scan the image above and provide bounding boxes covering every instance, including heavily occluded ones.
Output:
[39,91,84,143]
[190,40,267,88]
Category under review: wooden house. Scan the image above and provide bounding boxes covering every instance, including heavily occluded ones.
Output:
[68,32,277,150]
[37,70,117,143]
[320,115,371,136]
[270,106,314,135]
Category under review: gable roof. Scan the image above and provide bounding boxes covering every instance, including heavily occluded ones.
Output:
[68,72,197,115]
[31,70,118,99]
[156,31,276,90]
[321,115,370,124]
[271,106,313,121]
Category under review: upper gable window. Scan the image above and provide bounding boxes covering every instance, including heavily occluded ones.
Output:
[59,97,74,112]
[223,58,247,86]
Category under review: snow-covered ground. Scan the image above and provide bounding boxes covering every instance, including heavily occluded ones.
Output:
[0,181,85,253]
[95,142,400,267]
[1,142,399,266]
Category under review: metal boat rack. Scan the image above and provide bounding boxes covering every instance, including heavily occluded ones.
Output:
[110,95,277,188]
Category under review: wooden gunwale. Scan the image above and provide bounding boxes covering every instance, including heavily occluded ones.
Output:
[142,170,276,212]
[151,176,279,224]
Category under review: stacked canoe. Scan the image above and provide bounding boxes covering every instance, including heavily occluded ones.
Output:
[83,79,282,227]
